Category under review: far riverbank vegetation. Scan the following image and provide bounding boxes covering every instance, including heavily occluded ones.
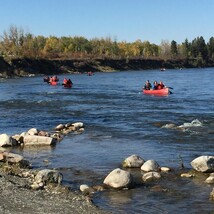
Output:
[1,25,214,68]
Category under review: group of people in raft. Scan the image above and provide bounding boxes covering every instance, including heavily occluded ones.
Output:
[143,80,165,90]
[43,76,73,88]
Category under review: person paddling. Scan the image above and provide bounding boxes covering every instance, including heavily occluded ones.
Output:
[157,81,165,89]
[153,81,159,90]
[143,80,152,90]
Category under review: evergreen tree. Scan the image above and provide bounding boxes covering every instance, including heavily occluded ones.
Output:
[207,37,214,60]
[170,40,178,56]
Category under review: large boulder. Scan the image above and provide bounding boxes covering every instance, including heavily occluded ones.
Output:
[23,135,55,146]
[141,160,160,172]
[122,154,145,168]
[0,134,18,147]
[191,156,214,173]
[103,168,133,189]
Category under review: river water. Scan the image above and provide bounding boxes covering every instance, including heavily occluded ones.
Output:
[1,68,214,213]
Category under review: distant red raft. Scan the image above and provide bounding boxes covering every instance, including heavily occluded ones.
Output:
[49,81,58,86]
[143,88,169,95]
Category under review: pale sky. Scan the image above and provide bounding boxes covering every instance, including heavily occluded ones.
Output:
[1,0,214,44]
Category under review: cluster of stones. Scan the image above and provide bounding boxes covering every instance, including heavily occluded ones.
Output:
[80,154,170,194]
[0,122,84,191]
[0,151,63,191]
[80,154,214,201]
[0,122,84,147]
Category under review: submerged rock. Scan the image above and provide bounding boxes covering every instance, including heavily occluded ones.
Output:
[142,171,161,182]
[205,173,214,184]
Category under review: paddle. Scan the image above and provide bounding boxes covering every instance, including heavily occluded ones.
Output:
[166,86,173,90]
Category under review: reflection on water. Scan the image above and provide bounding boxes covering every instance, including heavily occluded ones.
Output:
[1,68,214,213]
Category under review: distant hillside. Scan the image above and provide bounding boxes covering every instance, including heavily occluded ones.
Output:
[1,57,214,78]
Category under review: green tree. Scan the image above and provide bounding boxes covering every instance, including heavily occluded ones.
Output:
[180,38,190,58]
[207,37,214,60]
[170,40,178,57]
[191,36,208,60]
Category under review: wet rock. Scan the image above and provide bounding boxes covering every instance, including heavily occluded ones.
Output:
[31,169,63,189]
[54,122,84,135]
[141,160,160,172]
[180,173,195,178]
[33,169,63,188]
[38,130,50,137]
[80,184,90,192]
[0,153,4,161]
[142,172,161,182]
[122,154,145,168]
[55,124,65,131]
[2,152,24,163]
[205,173,214,184]
[72,122,84,129]
[1,152,30,168]
[80,184,95,194]
[103,168,133,189]
[160,167,171,172]
[23,135,56,146]
[50,133,62,140]
[0,134,17,147]
[92,185,106,192]
[191,156,214,173]
[12,134,24,144]
[27,128,39,135]
[210,188,214,200]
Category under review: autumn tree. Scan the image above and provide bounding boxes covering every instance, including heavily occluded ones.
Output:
[0,25,25,57]
[159,40,171,59]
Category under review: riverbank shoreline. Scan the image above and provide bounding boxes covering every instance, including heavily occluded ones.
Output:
[1,56,214,79]
[0,162,110,214]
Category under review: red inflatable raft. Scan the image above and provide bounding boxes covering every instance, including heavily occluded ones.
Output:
[49,81,58,86]
[143,88,169,95]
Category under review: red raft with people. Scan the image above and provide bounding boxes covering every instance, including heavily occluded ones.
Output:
[143,87,170,95]
[62,78,73,88]
[143,80,172,95]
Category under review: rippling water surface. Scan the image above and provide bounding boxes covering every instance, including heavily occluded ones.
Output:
[1,68,214,213]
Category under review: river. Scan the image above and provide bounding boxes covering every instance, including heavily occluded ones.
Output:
[0,68,214,213]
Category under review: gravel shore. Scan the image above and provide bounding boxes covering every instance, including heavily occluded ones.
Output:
[0,169,110,214]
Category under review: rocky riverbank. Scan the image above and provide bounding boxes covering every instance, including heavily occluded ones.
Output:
[0,121,110,214]
[0,166,109,214]
[1,56,214,79]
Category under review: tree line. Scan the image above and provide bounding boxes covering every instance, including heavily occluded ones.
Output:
[0,25,214,65]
